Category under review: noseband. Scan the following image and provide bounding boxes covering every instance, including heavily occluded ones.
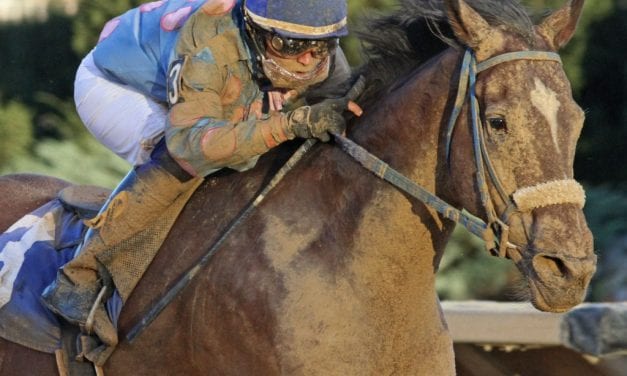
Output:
[335,49,586,258]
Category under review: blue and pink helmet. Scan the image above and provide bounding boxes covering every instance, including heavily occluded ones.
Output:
[243,0,348,39]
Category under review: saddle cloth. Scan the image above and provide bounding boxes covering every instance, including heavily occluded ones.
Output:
[0,198,123,354]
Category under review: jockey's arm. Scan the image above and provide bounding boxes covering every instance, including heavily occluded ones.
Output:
[164,56,297,177]
[166,89,296,177]
[165,47,361,178]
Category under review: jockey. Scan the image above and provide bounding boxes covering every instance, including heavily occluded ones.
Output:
[42,0,361,364]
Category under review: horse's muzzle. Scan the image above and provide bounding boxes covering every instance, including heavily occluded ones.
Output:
[525,251,597,312]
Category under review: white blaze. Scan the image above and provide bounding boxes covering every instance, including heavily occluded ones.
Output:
[531,77,561,153]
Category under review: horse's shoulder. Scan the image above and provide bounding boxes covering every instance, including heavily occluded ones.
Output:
[117,143,303,334]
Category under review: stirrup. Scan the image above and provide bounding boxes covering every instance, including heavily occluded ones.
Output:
[82,285,108,335]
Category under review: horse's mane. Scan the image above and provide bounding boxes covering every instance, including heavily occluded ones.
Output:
[355,0,535,106]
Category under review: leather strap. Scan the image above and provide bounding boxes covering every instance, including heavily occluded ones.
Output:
[151,139,195,182]
[58,321,97,376]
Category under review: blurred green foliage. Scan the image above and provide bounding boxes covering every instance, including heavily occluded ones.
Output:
[72,0,143,56]
[584,185,627,253]
[3,138,130,188]
[0,0,625,299]
[342,0,396,65]
[0,13,78,105]
[583,185,627,301]
[0,101,32,164]
[437,227,518,301]
[0,2,134,188]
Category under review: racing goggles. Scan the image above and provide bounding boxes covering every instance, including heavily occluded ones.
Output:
[266,34,339,58]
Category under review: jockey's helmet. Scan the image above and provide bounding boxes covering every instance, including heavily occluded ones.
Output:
[243,0,347,89]
[243,0,347,38]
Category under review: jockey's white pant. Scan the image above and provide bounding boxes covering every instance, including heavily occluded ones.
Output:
[74,50,167,166]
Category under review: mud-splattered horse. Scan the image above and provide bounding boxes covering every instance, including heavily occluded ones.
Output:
[0,0,595,374]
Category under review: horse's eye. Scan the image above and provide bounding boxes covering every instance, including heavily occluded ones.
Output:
[487,117,507,133]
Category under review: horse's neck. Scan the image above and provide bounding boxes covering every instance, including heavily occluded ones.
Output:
[317,48,461,315]
[346,48,461,277]
[260,50,462,371]
[353,48,461,199]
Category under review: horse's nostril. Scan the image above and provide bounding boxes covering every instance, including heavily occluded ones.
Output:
[533,255,570,279]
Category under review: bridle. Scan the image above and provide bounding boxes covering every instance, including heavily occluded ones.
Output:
[334,49,586,259]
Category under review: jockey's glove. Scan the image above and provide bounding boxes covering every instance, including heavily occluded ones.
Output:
[287,101,346,142]
[286,75,366,142]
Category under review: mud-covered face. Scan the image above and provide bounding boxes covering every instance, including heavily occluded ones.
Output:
[472,58,596,313]
[261,36,332,89]
[243,14,337,89]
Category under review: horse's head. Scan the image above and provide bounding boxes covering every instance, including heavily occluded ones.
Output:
[444,0,595,312]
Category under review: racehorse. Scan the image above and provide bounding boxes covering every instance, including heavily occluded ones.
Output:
[0,0,596,374]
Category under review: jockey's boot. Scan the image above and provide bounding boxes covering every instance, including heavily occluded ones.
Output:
[41,142,196,343]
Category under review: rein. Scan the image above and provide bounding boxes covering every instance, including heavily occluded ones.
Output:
[336,49,584,258]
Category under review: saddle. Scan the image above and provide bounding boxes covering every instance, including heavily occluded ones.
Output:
[53,181,201,373]
[58,185,112,220]
[0,181,198,374]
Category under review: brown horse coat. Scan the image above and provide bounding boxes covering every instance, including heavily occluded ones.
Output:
[0,0,595,374]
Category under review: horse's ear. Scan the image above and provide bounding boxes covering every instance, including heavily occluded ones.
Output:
[444,0,499,53]
[536,0,585,50]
